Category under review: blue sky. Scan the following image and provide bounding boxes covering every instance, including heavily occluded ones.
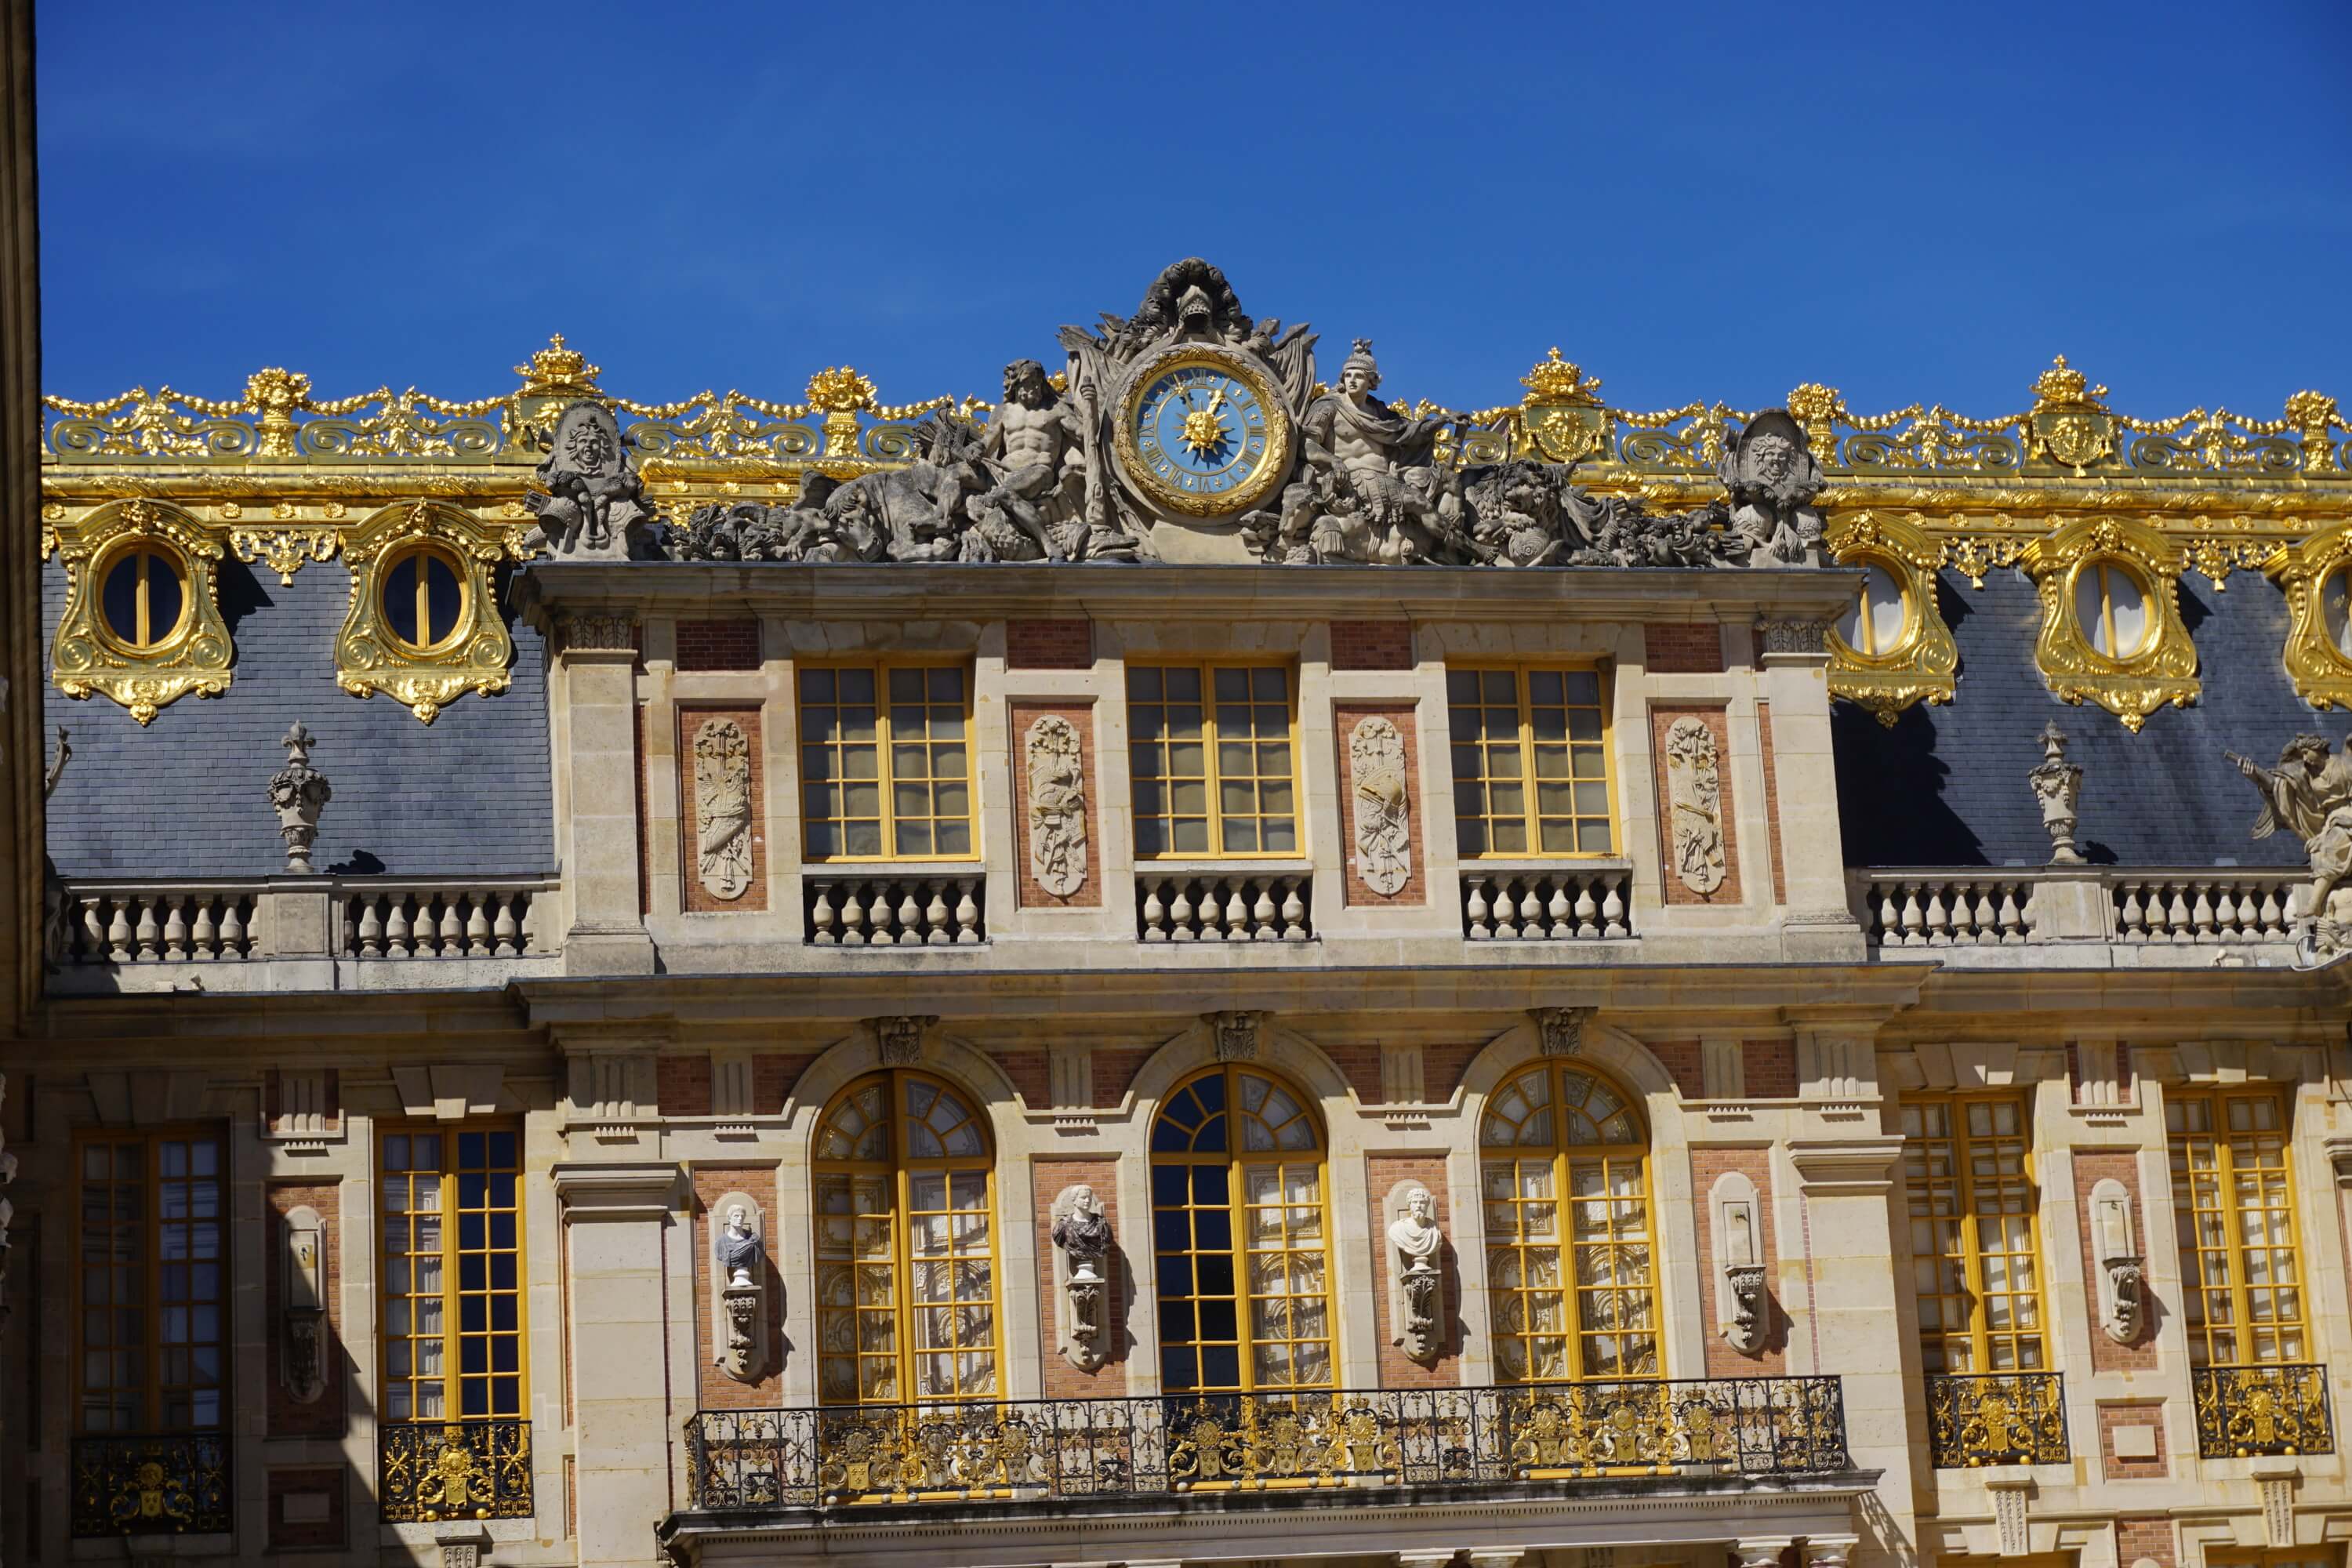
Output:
[36,0,2352,423]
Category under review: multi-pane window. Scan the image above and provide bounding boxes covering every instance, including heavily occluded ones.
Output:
[1149,1066,1331,1392]
[76,1132,226,1432]
[1901,1095,2045,1374]
[1480,1064,1656,1382]
[798,663,974,860]
[1447,667,1613,857]
[2170,1088,2306,1367]
[1127,664,1298,857]
[813,1072,1000,1404]
[380,1128,525,1422]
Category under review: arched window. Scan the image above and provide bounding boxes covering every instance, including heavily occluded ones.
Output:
[1479,1061,1657,1383]
[383,543,467,652]
[2072,559,2153,659]
[812,1071,1000,1406]
[1150,1065,1332,1392]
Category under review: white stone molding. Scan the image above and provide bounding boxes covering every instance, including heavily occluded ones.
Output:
[1802,1535,1860,1568]
[1047,1040,1092,1109]
[266,1067,340,1151]
[1985,1471,2033,1559]
[1048,1182,1115,1372]
[1530,1005,1595,1057]
[85,1068,212,1126]
[1377,1041,1425,1105]
[280,1203,328,1404]
[388,1063,506,1122]
[2251,1458,2300,1548]
[711,1048,757,1137]
[1664,715,1727,895]
[1787,1136,1903,1197]
[549,1160,685,1222]
[2088,1176,2146,1344]
[708,1190,771,1382]
[1205,1009,1265,1062]
[1708,1171,1769,1355]
[1700,1036,1746,1099]
[1793,1024,1873,1107]
[691,716,755,901]
[1348,715,1412,895]
[563,1050,655,1141]
[1733,1543,1794,1568]
[1024,715,1089,896]
[1383,1178,1447,1364]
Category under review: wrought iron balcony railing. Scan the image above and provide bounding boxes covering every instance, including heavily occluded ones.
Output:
[71,1432,230,1537]
[2192,1364,2335,1458]
[1923,1371,2069,1467]
[683,1378,1851,1510]
[380,1419,535,1523]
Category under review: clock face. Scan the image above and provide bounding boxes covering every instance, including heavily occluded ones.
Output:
[1117,350,1290,517]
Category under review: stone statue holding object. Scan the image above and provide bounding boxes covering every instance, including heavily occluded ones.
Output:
[2227,731,2352,961]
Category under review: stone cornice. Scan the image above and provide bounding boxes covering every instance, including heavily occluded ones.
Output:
[550,1160,684,1219]
[1788,1135,1904,1195]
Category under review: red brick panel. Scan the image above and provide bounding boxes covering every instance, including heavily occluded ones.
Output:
[1422,1042,1484,1105]
[1643,623,1724,674]
[1091,1047,1156,1109]
[634,701,651,918]
[993,1050,1051,1108]
[659,1054,713,1118]
[1367,1155,1457,1385]
[1689,1149,1785,1374]
[2116,1515,2176,1566]
[675,618,762,671]
[1650,705,1741,905]
[1319,1044,1386,1105]
[2100,1403,2171,1481]
[1757,701,1785,904]
[1744,1039,1797,1098]
[755,1053,817,1113]
[1647,1040,1703,1098]
[1007,618,1093,669]
[1009,702,1102,908]
[1330,620,1414,671]
[2074,1152,2158,1372]
[265,1184,343,1437]
[266,1466,346,1552]
[1334,702,1428,907]
[691,1167,786,1408]
[677,706,768,913]
[1036,1158,1127,1396]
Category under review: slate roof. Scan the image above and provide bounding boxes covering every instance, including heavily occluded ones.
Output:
[1834,569,2316,869]
[41,554,555,879]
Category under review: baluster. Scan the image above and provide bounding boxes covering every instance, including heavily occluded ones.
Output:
[1250,882,1278,942]
[888,887,916,946]
[1169,882,1196,942]
[1995,885,2025,943]
[1922,885,1951,946]
[161,894,189,960]
[387,895,415,957]
[1544,879,1570,938]
[1223,884,1249,942]
[2166,886,2192,942]
[221,895,248,958]
[1279,878,1307,940]
[1465,877,1492,940]
[922,884,951,946]
[839,887,867,946]
[1602,875,1628,938]
[2190,886,2216,941]
[79,895,105,962]
[2258,884,2285,936]
[1516,885,1542,940]
[953,880,982,943]
[356,895,384,957]
[1490,879,1519,940]
[1142,883,1167,942]
[810,884,838,944]
[507,893,532,954]
[1898,884,1926,946]
[2117,882,2145,942]
[104,898,132,962]
[1964,887,1993,945]
[1570,880,1595,939]
[191,897,219,960]
[466,892,492,956]
[134,897,161,961]
[437,896,463,956]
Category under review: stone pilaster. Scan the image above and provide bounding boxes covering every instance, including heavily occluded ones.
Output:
[1755,617,1865,958]
[555,613,657,973]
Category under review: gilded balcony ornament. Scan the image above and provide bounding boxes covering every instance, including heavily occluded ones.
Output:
[808,365,880,459]
[49,498,234,724]
[335,499,527,723]
[2286,389,2342,475]
[1784,383,1845,469]
[1824,511,1958,724]
[1519,348,1611,466]
[245,368,315,459]
[514,332,601,397]
[379,1419,533,1523]
[2190,1364,2334,1459]
[1923,1371,2070,1467]
[70,1432,230,1537]
[2017,515,2199,730]
[2028,354,2118,471]
[2264,523,2352,710]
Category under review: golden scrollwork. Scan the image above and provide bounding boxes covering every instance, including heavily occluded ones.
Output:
[1824,511,1959,724]
[230,525,339,585]
[49,499,234,725]
[379,1418,534,1523]
[335,499,532,724]
[2263,523,2352,710]
[2018,515,2200,731]
[1922,1372,2070,1467]
[2028,355,2117,470]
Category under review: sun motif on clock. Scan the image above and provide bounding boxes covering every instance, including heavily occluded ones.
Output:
[1116,348,1292,518]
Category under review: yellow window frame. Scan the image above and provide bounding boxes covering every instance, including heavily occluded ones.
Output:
[1445,662,1620,859]
[796,656,979,863]
[1478,1059,1659,1385]
[1125,659,1303,860]
[375,1123,530,1424]
[811,1069,1004,1406]
[96,543,193,653]
[2168,1085,2308,1368]
[1899,1091,2048,1374]
[1149,1063,1336,1393]
[72,1126,230,1434]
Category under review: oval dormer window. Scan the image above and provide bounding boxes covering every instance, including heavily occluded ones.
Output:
[1835,561,1911,658]
[2074,560,2152,659]
[98,543,191,651]
[383,544,466,654]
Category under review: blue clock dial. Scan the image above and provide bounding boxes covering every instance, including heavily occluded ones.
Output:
[1131,365,1272,499]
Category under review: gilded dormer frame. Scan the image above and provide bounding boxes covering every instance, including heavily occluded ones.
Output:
[2017,516,2199,731]
[2263,523,2352,710]
[336,499,533,723]
[47,498,234,725]
[1824,511,1958,725]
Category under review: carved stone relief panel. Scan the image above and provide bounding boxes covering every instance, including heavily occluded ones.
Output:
[1338,706,1421,903]
[1651,706,1740,905]
[1011,702,1100,907]
[679,707,765,913]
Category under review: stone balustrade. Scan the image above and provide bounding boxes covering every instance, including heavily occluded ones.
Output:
[805,874,985,946]
[346,885,544,958]
[1854,869,2305,957]
[1461,866,1633,941]
[1860,877,2041,946]
[1136,871,1312,942]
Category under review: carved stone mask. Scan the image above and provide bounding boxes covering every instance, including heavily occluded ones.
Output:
[564,419,615,470]
[1749,433,1795,485]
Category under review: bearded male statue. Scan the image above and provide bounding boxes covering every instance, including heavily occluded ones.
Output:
[972,358,1136,561]
[1718,408,1824,566]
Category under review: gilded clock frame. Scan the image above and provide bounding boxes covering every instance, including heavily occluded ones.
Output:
[48,499,234,725]
[2017,516,2199,731]
[1114,345,1293,520]
[336,499,531,724]
[2262,524,2352,710]
[1824,511,1959,726]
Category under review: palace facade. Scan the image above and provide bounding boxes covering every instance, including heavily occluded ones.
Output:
[8,260,2352,1568]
